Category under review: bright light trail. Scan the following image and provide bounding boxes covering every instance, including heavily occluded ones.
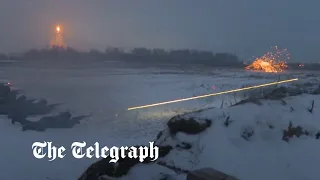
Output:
[127,78,298,110]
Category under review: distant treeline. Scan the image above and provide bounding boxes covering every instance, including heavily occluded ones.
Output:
[0,46,244,67]
[287,63,320,71]
[0,46,319,70]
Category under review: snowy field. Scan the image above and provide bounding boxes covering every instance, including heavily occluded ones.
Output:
[0,61,319,180]
[124,94,320,180]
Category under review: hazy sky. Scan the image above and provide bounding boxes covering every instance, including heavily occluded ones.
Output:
[0,0,319,61]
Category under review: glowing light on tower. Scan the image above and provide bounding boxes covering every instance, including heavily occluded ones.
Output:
[50,25,66,48]
[56,26,60,33]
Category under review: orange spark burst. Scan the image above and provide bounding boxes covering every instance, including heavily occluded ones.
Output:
[245,46,289,73]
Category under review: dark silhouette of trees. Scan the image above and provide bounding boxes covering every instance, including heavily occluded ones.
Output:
[4,46,318,70]
[19,46,245,67]
[287,62,320,71]
[0,53,8,60]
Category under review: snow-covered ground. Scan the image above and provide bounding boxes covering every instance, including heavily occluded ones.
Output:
[0,61,319,180]
[123,94,320,180]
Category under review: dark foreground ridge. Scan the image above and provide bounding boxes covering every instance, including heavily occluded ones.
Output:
[78,116,212,180]
[0,83,90,131]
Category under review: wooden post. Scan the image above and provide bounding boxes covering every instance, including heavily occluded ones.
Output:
[187,168,240,180]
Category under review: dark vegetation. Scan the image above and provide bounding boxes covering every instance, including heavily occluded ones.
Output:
[282,121,320,142]
[1,46,243,67]
[1,46,320,70]
[287,62,320,71]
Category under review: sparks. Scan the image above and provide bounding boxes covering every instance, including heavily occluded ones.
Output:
[245,46,289,73]
[127,78,298,110]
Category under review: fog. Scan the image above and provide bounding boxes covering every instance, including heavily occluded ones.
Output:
[1,0,320,61]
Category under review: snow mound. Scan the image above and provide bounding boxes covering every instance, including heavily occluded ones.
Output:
[79,89,320,180]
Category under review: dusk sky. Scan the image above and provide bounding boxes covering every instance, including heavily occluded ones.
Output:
[0,0,319,62]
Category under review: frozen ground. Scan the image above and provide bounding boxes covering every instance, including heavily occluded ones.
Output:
[122,94,320,180]
[0,61,319,180]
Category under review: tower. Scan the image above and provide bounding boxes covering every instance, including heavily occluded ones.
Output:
[50,25,66,48]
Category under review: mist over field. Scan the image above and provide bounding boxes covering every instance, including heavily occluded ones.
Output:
[1,0,320,179]
[1,53,320,179]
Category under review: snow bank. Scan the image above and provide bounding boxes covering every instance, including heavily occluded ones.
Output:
[80,91,320,180]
